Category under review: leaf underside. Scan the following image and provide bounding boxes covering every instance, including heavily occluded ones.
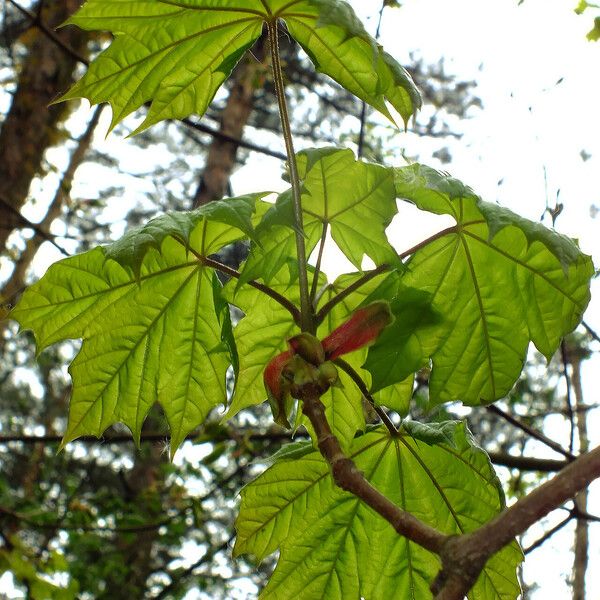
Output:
[240,148,400,286]
[11,196,263,454]
[365,164,594,406]
[235,423,522,600]
[60,0,420,132]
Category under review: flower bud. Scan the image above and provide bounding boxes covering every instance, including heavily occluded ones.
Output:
[322,301,392,360]
[287,332,325,365]
[264,350,293,428]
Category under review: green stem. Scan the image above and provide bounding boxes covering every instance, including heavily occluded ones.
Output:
[310,222,328,306]
[334,358,399,436]
[267,19,314,333]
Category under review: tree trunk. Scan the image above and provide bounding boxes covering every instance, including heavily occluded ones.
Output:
[0,0,87,255]
[570,351,589,600]
[1,106,101,305]
[192,37,267,207]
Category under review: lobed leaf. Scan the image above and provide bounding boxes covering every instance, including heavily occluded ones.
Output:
[222,271,301,421]
[11,197,262,453]
[60,0,420,132]
[241,148,399,285]
[364,285,442,394]
[235,423,522,599]
[364,164,594,406]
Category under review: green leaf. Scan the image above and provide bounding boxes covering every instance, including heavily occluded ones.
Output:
[401,419,460,448]
[242,149,399,284]
[235,423,522,600]
[588,16,600,40]
[11,200,260,453]
[222,271,301,420]
[284,1,421,126]
[61,0,419,132]
[365,285,442,393]
[239,190,323,286]
[318,270,414,416]
[309,270,399,448]
[388,164,594,406]
[105,194,264,278]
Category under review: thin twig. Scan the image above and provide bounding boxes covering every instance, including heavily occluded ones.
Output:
[181,117,287,161]
[154,536,234,600]
[7,0,88,64]
[0,195,70,256]
[0,504,175,534]
[356,0,386,158]
[582,320,600,343]
[561,341,576,454]
[486,452,567,473]
[486,405,576,461]
[523,511,574,554]
[334,357,399,436]
[310,222,328,306]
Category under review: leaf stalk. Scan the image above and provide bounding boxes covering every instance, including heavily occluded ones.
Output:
[267,20,314,333]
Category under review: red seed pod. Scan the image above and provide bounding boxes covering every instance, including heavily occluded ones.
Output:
[322,301,392,360]
[264,350,292,402]
[264,350,294,428]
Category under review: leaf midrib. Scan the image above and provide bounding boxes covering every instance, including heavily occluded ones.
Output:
[66,265,201,438]
[459,233,496,399]
[158,0,266,17]
[16,261,198,314]
[77,17,258,92]
[463,229,586,308]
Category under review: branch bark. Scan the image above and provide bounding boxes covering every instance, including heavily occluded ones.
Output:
[301,390,447,555]
[432,444,600,599]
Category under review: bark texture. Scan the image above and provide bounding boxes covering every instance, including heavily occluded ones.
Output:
[0,0,87,256]
[192,37,267,207]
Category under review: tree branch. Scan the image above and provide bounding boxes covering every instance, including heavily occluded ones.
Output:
[582,320,600,343]
[6,0,88,64]
[523,511,574,554]
[486,405,576,461]
[432,444,600,599]
[0,195,70,257]
[486,452,568,473]
[301,390,446,554]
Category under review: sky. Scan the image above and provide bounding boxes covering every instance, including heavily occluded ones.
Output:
[1,0,599,598]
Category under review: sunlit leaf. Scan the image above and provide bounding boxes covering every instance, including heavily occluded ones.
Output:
[235,423,522,599]
[11,198,262,453]
[365,285,442,393]
[372,164,594,405]
[222,271,301,420]
[60,0,419,132]
[241,148,399,284]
